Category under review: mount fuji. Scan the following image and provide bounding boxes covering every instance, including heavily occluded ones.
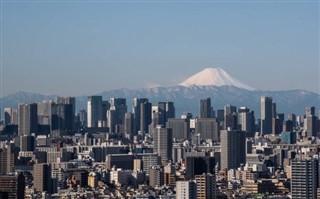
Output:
[179,68,256,90]
[1,68,319,117]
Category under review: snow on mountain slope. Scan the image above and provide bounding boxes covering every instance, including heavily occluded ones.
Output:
[179,68,256,90]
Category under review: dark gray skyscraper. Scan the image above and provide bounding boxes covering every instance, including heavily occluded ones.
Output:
[87,96,103,128]
[220,130,246,170]
[261,96,273,134]
[238,107,255,137]
[153,126,173,163]
[18,103,38,136]
[166,118,189,140]
[140,101,152,134]
[124,112,134,139]
[195,118,219,142]
[200,98,212,118]
[158,102,175,127]
[132,98,149,133]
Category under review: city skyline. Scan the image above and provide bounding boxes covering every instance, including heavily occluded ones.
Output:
[1,1,319,96]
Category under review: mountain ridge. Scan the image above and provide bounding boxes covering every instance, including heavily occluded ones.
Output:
[1,85,319,117]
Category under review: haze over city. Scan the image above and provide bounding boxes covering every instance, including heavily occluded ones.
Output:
[1,1,319,96]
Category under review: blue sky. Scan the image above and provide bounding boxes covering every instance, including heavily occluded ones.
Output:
[1,1,319,96]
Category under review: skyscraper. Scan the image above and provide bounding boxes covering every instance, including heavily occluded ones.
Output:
[176,180,197,199]
[33,163,52,193]
[18,103,38,135]
[261,96,273,134]
[238,107,255,137]
[124,112,134,139]
[185,155,215,180]
[0,144,14,174]
[306,106,318,137]
[132,98,149,133]
[200,98,212,118]
[0,173,25,199]
[220,129,246,170]
[87,96,102,128]
[4,107,18,125]
[158,102,175,126]
[166,118,189,140]
[153,126,173,162]
[140,101,152,134]
[195,118,220,142]
[291,158,318,199]
[195,173,216,199]
[56,96,76,130]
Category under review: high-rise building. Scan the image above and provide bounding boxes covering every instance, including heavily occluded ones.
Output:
[149,165,164,188]
[195,173,216,199]
[52,104,74,131]
[135,153,161,175]
[0,144,14,174]
[124,112,134,139]
[195,118,219,142]
[220,130,246,170]
[281,131,296,144]
[224,105,236,117]
[56,97,76,130]
[158,102,175,127]
[200,98,212,118]
[18,103,38,135]
[291,158,318,199]
[288,114,297,129]
[272,117,282,135]
[185,155,215,180]
[109,98,127,125]
[20,135,35,151]
[132,98,149,133]
[176,180,197,199]
[306,106,315,116]
[261,96,273,134]
[153,126,173,163]
[166,118,189,140]
[4,108,18,125]
[87,96,103,128]
[140,101,152,134]
[0,173,25,199]
[33,163,52,193]
[224,113,238,130]
[306,107,318,137]
[238,107,255,137]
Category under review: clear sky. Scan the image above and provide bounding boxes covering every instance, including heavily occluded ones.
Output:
[1,0,319,96]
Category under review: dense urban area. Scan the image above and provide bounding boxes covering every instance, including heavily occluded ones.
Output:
[0,96,319,199]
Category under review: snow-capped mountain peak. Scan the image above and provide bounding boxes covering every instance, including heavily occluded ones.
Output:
[179,67,256,90]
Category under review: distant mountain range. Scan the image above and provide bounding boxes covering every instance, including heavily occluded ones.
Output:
[1,68,319,117]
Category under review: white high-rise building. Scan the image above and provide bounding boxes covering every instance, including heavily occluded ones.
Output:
[176,180,197,199]
[87,96,102,128]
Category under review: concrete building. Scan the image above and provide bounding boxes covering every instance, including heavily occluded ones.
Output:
[176,180,197,199]
[87,96,103,128]
[261,96,273,134]
[153,126,173,163]
[195,173,216,199]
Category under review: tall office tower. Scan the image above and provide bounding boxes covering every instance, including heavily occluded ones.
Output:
[149,165,164,188]
[306,106,318,137]
[176,180,197,199]
[18,103,38,135]
[107,108,117,132]
[185,155,215,180]
[0,144,14,174]
[33,163,52,193]
[135,153,161,175]
[224,105,236,117]
[272,117,282,135]
[306,115,317,137]
[109,98,127,125]
[140,101,152,134]
[153,126,173,162]
[20,135,35,151]
[272,102,277,118]
[78,109,87,127]
[260,96,273,134]
[132,98,149,133]
[101,100,110,121]
[4,108,18,125]
[220,130,246,170]
[195,118,220,142]
[37,100,54,128]
[288,114,297,129]
[87,96,103,128]
[283,120,294,132]
[158,102,175,126]
[200,98,212,118]
[224,113,238,130]
[56,97,75,130]
[306,106,315,116]
[238,107,255,137]
[52,104,74,131]
[124,112,134,139]
[291,158,318,199]
[217,109,224,122]
[195,173,216,199]
[166,118,189,140]
[0,173,25,199]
